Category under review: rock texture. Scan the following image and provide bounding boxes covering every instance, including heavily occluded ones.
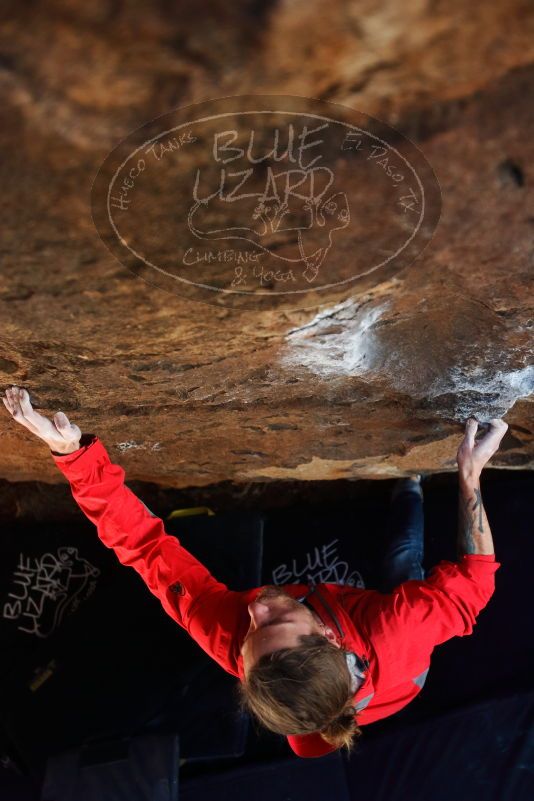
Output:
[0,0,533,487]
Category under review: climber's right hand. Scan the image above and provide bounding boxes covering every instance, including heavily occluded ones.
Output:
[2,385,82,454]
[456,417,508,485]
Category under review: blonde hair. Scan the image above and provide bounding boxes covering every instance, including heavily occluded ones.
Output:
[237,633,362,752]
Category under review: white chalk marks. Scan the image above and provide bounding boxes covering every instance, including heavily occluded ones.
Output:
[271,538,365,588]
[91,95,441,310]
[2,547,100,638]
[281,296,533,420]
[116,440,162,452]
[282,296,389,378]
[445,364,534,422]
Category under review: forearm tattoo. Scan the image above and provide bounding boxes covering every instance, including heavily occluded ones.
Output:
[472,488,484,533]
[458,494,477,554]
[457,486,490,557]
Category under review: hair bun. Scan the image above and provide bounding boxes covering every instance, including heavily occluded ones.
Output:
[320,703,361,751]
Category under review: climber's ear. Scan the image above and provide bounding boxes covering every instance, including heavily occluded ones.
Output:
[324,626,341,648]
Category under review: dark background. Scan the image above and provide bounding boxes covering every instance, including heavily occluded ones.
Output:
[0,470,532,800]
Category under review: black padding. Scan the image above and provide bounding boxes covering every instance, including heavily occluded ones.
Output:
[41,734,179,801]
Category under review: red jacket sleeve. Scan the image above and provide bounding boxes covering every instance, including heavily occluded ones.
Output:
[368,554,501,684]
[386,555,500,647]
[339,554,500,652]
[51,435,242,672]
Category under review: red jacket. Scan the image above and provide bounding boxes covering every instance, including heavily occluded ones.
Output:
[51,435,500,759]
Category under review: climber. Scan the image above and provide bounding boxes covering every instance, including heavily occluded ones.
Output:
[3,385,507,759]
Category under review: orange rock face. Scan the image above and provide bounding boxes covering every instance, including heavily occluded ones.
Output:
[0,1,533,487]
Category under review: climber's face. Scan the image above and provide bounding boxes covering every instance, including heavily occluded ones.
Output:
[241,586,339,674]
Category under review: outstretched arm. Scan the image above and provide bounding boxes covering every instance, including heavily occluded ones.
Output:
[3,385,243,674]
[339,417,507,670]
[456,417,508,558]
[3,386,82,454]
